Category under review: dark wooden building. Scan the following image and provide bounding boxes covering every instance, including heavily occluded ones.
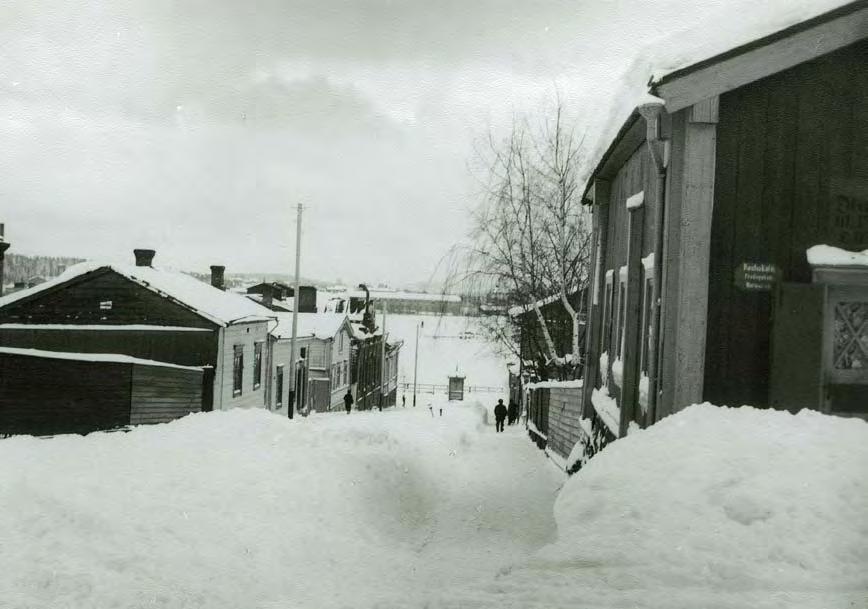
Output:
[0,250,276,430]
[247,283,317,313]
[579,2,868,447]
[0,347,205,436]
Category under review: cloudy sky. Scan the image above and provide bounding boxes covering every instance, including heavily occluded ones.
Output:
[0,0,823,286]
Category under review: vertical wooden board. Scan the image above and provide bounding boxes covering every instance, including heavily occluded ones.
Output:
[761,69,800,279]
[851,42,868,180]
[726,81,770,407]
[658,111,687,418]
[704,91,741,405]
[769,283,825,412]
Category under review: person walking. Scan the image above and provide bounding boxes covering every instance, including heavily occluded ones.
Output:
[344,389,354,414]
[508,401,519,425]
[494,399,507,432]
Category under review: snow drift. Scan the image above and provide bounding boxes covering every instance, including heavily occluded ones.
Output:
[441,404,868,608]
[0,404,560,609]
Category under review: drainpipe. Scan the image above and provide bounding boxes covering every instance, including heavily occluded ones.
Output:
[638,97,668,426]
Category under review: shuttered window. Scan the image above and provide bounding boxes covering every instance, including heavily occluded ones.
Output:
[275,365,284,407]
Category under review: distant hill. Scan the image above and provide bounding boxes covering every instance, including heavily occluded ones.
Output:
[5,253,84,284]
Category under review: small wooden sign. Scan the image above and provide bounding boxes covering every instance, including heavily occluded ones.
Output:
[829,178,868,248]
[734,262,780,292]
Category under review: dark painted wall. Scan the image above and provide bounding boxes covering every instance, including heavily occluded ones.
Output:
[0,353,131,435]
[704,40,868,407]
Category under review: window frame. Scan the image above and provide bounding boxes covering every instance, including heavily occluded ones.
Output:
[253,341,264,390]
[275,364,284,407]
[639,260,655,376]
[232,345,244,397]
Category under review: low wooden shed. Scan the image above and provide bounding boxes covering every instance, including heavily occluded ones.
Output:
[0,347,205,436]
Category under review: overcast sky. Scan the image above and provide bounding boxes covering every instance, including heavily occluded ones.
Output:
[1,0,802,286]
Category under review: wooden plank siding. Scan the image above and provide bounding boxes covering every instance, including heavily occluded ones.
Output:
[546,387,583,459]
[0,269,215,329]
[216,321,271,410]
[0,327,217,368]
[0,352,131,435]
[703,39,868,408]
[129,364,204,425]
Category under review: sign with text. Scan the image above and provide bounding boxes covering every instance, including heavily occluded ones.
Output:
[734,262,780,292]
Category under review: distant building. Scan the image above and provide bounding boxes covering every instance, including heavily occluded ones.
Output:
[247,283,317,313]
[0,249,276,433]
[269,313,354,413]
[337,288,464,316]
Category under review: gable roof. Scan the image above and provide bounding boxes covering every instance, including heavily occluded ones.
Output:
[581,0,865,201]
[271,312,352,341]
[0,261,275,327]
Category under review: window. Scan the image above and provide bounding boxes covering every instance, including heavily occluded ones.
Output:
[343,361,349,385]
[233,345,244,396]
[300,347,306,359]
[602,270,614,354]
[639,263,655,376]
[253,342,263,390]
[339,331,344,351]
[616,267,627,359]
[275,365,284,407]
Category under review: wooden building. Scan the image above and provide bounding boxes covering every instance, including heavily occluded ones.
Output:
[508,289,586,381]
[247,283,317,313]
[579,2,868,450]
[0,347,204,435]
[269,313,354,413]
[0,250,275,426]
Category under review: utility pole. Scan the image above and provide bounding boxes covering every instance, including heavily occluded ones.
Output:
[412,320,423,406]
[379,300,388,410]
[0,224,10,298]
[288,204,302,419]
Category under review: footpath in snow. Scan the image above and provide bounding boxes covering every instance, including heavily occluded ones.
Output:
[0,400,562,609]
[1,400,866,608]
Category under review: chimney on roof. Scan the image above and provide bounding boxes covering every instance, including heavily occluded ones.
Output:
[0,224,10,297]
[262,283,274,308]
[133,248,155,267]
[210,265,225,291]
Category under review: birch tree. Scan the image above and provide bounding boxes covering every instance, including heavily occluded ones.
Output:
[446,101,592,380]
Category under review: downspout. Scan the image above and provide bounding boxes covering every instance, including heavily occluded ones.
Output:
[638,97,668,426]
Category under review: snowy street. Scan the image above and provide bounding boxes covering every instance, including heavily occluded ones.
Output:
[0,401,563,609]
[1,399,867,608]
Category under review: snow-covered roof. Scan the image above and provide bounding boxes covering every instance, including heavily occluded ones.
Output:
[345,289,461,303]
[507,293,561,318]
[806,245,868,267]
[580,1,859,201]
[0,261,275,327]
[0,346,205,371]
[271,312,350,341]
[0,323,210,332]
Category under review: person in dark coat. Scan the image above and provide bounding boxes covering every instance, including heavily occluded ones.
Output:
[508,401,519,425]
[494,399,507,432]
[344,390,354,414]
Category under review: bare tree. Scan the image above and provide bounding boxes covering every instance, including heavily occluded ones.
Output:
[445,100,592,380]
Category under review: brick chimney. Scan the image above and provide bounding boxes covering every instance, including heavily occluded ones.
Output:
[262,283,274,308]
[210,265,225,290]
[133,248,155,267]
[0,224,10,297]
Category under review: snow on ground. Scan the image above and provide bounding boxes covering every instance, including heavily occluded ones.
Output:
[0,401,561,609]
[435,404,868,609]
[385,314,509,391]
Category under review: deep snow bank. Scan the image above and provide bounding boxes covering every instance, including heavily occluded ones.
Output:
[440,404,868,608]
[0,403,560,609]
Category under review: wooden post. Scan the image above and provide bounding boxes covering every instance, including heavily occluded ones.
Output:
[620,200,645,436]
[660,99,719,416]
[581,180,610,420]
